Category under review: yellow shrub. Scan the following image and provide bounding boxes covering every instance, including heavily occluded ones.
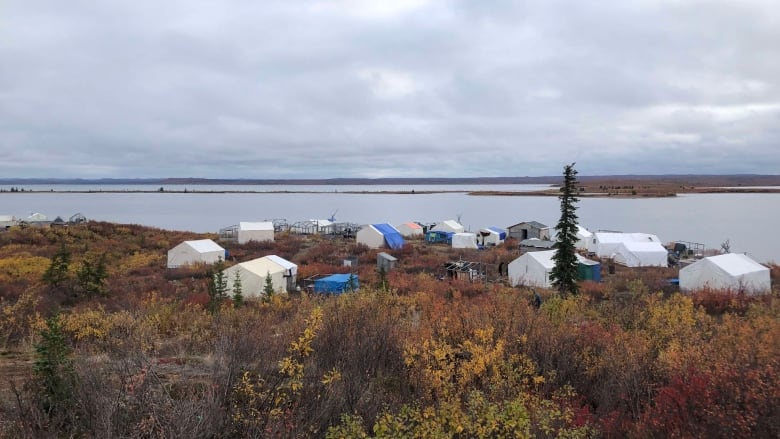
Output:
[0,254,50,282]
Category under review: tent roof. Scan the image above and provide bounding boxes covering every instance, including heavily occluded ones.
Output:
[372,223,405,249]
[617,241,667,252]
[239,255,294,276]
[701,253,767,276]
[509,221,548,229]
[239,221,274,231]
[401,222,422,230]
[576,225,592,237]
[595,232,661,244]
[184,239,224,253]
[264,254,297,273]
[486,226,505,234]
[522,249,599,269]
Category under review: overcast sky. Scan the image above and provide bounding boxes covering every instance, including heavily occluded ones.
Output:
[1,0,779,178]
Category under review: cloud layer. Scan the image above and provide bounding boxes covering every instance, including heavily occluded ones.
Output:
[2,0,779,178]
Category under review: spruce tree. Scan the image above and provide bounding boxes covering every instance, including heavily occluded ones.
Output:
[232,269,244,308]
[42,244,71,289]
[208,257,228,314]
[550,163,580,297]
[263,270,275,300]
[33,314,74,418]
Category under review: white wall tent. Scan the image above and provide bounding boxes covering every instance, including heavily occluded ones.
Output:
[432,220,465,234]
[680,253,771,294]
[452,232,479,249]
[356,224,405,249]
[576,226,593,251]
[0,215,16,228]
[224,255,297,297]
[479,227,506,246]
[238,221,274,244]
[167,239,225,268]
[611,242,668,267]
[396,222,423,237]
[589,232,662,258]
[508,250,600,288]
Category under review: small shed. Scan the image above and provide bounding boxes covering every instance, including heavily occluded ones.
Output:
[395,222,424,237]
[167,239,225,268]
[432,220,465,234]
[356,224,405,249]
[507,221,550,241]
[313,273,359,294]
[577,258,602,282]
[238,221,275,244]
[479,226,506,246]
[452,232,479,249]
[224,255,297,297]
[679,253,770,294]
[377,252,398,272]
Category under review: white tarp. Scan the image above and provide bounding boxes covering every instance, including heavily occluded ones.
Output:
[451,232,478,249]
[224,255,297,297]
[167,239,225,268]
[508,250,599,288]
[432,220,465,234]
[611,241,668,267]
[680,253,770,294]
[576,225,593,251]
[479,227,506,246]
[238,221,274,244]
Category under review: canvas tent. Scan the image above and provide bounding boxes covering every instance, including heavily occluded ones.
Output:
[167,239,225,268]
[680,253,770,294]
[611,241,668,267]
[479,226,506,246]
[395,222,424,237]
[356,224,405,249]
[508,250,600,288]
[588,232,662,258]
[576,226,593,251]
[313,273,359,294]
[452,232,479,249]
[224,255,297,297]
[432,220,465,234]
[238,221,274,244]
[0,215,16,228]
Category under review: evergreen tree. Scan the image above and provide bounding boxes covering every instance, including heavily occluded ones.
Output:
[347,272,358,292]
[42,244,71,288]
[33,314,74,418]
[263,270,275,300]
[232,269,244,308]
[208,257,228,314]
[550,163,580,297]
[77,253,108,298]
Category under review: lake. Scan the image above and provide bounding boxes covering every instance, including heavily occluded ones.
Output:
[1,186,778,263]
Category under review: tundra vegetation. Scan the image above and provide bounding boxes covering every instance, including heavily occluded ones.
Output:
[0,222,779,438]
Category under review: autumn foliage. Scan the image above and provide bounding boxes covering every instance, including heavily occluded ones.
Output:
[0,222,779,438]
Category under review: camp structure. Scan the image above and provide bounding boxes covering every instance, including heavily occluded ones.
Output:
[425,230,454,244]
[576,225,593,251]
[167,239,225,268]
[478,226,506,246]
[238,221,274,244]
[519,238,555,253]
[224,255,297,297]
[588,232,662,258]
[291,219,334,235]
[452,232,479,249]
[431,220,465,234]
[507,221,551,241]
[508,250,600,288]
[0,215,17,229]
[611,241,668,267]
[309,273,359,294]
[356,224,405,249]
[395,222,424,237]
[679,253,771,294]
[23,212,51,227]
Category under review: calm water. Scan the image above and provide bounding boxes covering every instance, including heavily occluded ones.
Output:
[2,188,778,263]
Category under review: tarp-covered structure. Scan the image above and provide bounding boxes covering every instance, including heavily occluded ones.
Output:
[356,224,405,249]
[167,239,225,268]
[680,253,770,294]
[238,221,274,244]
[576,225,593,251]
[395,222,423,237]
[508,250,600,288]
[313,273,359,294]
[452,232,479,249]
[432,220,465,234]
[611,242,668,267]
[224,255,297,297]
[426,230,454,244]
[479,226,506,246]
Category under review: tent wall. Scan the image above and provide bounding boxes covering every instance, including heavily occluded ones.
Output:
[356,226,385,248]
[680,254,771,294]
[452,233,478,249]
[167,240,224,268]
[508,253,552,288]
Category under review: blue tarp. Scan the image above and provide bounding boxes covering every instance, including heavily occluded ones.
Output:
[372,223,405,249]
[426,230,454,244]
[487,226,507,240]
[313,274,359,294]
